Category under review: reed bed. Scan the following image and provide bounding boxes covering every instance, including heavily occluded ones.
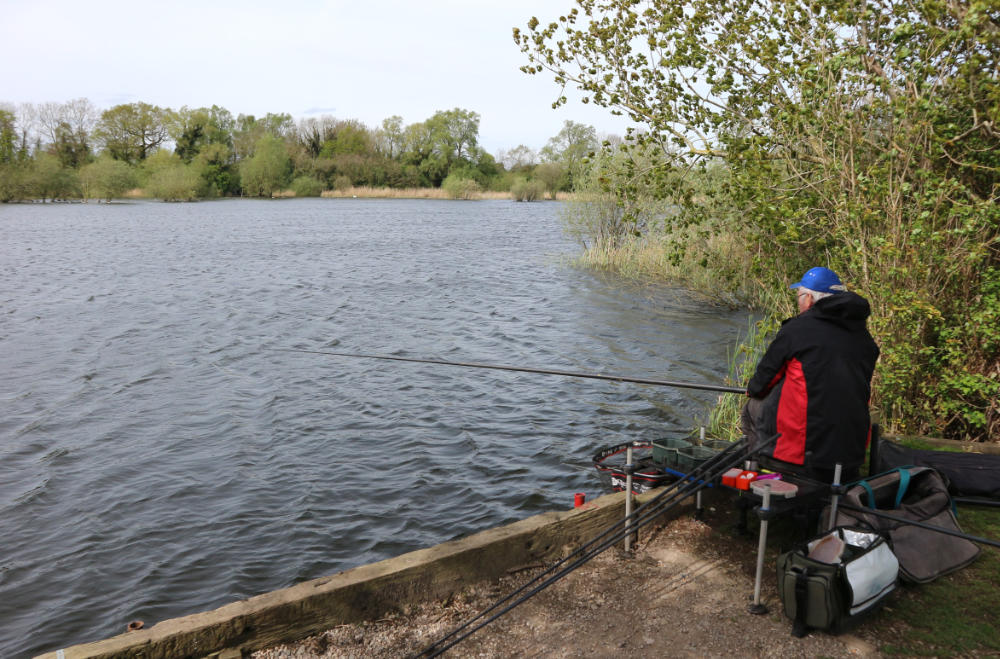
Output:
[122,186,571,202]
[570,214,799,439]
[578,234,741,304]
[321,187,574,201]
[321,187,511,200]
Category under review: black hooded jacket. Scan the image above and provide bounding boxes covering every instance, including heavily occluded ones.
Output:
[747,291,880,471]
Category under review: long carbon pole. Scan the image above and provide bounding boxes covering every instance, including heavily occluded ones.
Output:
[276,349,746,394]
[837,502,1000,549]
[416,437,766,658]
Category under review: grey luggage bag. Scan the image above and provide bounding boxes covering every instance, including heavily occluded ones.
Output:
[830,466,980,583]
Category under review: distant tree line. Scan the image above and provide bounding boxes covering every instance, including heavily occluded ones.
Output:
[0,98,606,202]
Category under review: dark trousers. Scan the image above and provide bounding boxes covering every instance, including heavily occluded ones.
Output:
[742,395,860,535]
[740,395,768,452]
[741,395,859,483]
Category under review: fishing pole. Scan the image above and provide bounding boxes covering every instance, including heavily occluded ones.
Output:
[837,502,1000,549]
[275,349,746,395]
[415,436,772,658]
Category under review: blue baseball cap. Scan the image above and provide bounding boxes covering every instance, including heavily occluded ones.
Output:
[789,267,847,293]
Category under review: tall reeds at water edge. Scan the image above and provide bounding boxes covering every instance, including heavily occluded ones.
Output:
[319,187,573,201]
[569,219,795,441]
[706,317,777,440]
[571,229,796,312]
[321,186,470,199]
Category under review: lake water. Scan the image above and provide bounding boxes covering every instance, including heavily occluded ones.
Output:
[0,198,748,656]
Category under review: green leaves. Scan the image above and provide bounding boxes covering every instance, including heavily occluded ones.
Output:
[93,102,171,164]
[519,0,1000,440]
[240,134,291,197]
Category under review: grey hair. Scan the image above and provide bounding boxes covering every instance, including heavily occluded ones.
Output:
[799,287,833,302]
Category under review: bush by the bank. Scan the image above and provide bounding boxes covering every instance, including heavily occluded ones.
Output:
[79,157,136,202]
[290,175,324,197]
[442,174,480,200]
[145,162,206,201]
[510,178,545,202]
[536,0,999,441]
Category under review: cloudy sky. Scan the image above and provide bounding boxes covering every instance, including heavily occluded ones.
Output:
[1,0,633,155]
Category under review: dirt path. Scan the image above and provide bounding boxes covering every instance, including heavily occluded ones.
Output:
[254,512,883,658]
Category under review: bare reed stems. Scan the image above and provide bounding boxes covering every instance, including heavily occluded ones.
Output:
[319,187,568,200]
[571,218,798,439]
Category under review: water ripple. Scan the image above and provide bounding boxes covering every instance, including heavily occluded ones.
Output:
[0,198,747,657]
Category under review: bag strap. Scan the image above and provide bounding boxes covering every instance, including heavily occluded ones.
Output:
[792,566,810,637]
[893,468,911,509]
[855,466,916,509]
[859,480,876,509]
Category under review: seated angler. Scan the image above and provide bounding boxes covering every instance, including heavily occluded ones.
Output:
[741,267,879,484]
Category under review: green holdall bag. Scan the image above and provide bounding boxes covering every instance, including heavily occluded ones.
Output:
[777,527,898,636]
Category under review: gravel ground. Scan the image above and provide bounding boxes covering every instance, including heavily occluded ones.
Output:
[253,509,884,658]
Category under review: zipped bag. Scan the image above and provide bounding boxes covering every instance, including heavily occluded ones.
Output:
[831,466,980,583]
[777,527,898,636]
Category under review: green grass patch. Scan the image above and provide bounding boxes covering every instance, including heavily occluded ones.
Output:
[891,436,967,453]
[878,506,1000,656]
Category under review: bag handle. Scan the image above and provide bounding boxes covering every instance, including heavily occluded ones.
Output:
[859,480,876,509]
[856,466,915,509]
[792,566,810,637]
[893,468,911,509]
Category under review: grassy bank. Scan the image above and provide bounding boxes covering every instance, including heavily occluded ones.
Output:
[571,233,761,308]
[878,504,1000,656]
[321,186,513,200]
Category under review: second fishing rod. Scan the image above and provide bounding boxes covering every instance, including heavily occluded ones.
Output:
[276,348,747,395]
[279,346,750,656]
[415,435,776,658]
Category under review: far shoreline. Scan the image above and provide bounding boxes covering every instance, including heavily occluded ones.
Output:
[2,187,574,204]
[318,186,571,201]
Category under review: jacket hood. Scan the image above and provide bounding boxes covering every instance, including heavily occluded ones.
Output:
[810,291,871,329]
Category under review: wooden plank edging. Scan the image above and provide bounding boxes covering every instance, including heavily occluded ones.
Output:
[37,488,684,658]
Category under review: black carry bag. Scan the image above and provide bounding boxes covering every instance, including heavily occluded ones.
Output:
[831,466,980,583]
[777,527,898,636]
[876,439,1000,499]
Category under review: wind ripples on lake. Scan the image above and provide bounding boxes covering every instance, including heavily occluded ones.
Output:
[0,198,747,656]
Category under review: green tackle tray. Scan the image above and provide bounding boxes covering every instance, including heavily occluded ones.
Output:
[652,437,692,468]
[698,438,733,452]
[676,445,718,473]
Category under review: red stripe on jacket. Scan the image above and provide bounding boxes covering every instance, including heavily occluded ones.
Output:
[773,358,808,464]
